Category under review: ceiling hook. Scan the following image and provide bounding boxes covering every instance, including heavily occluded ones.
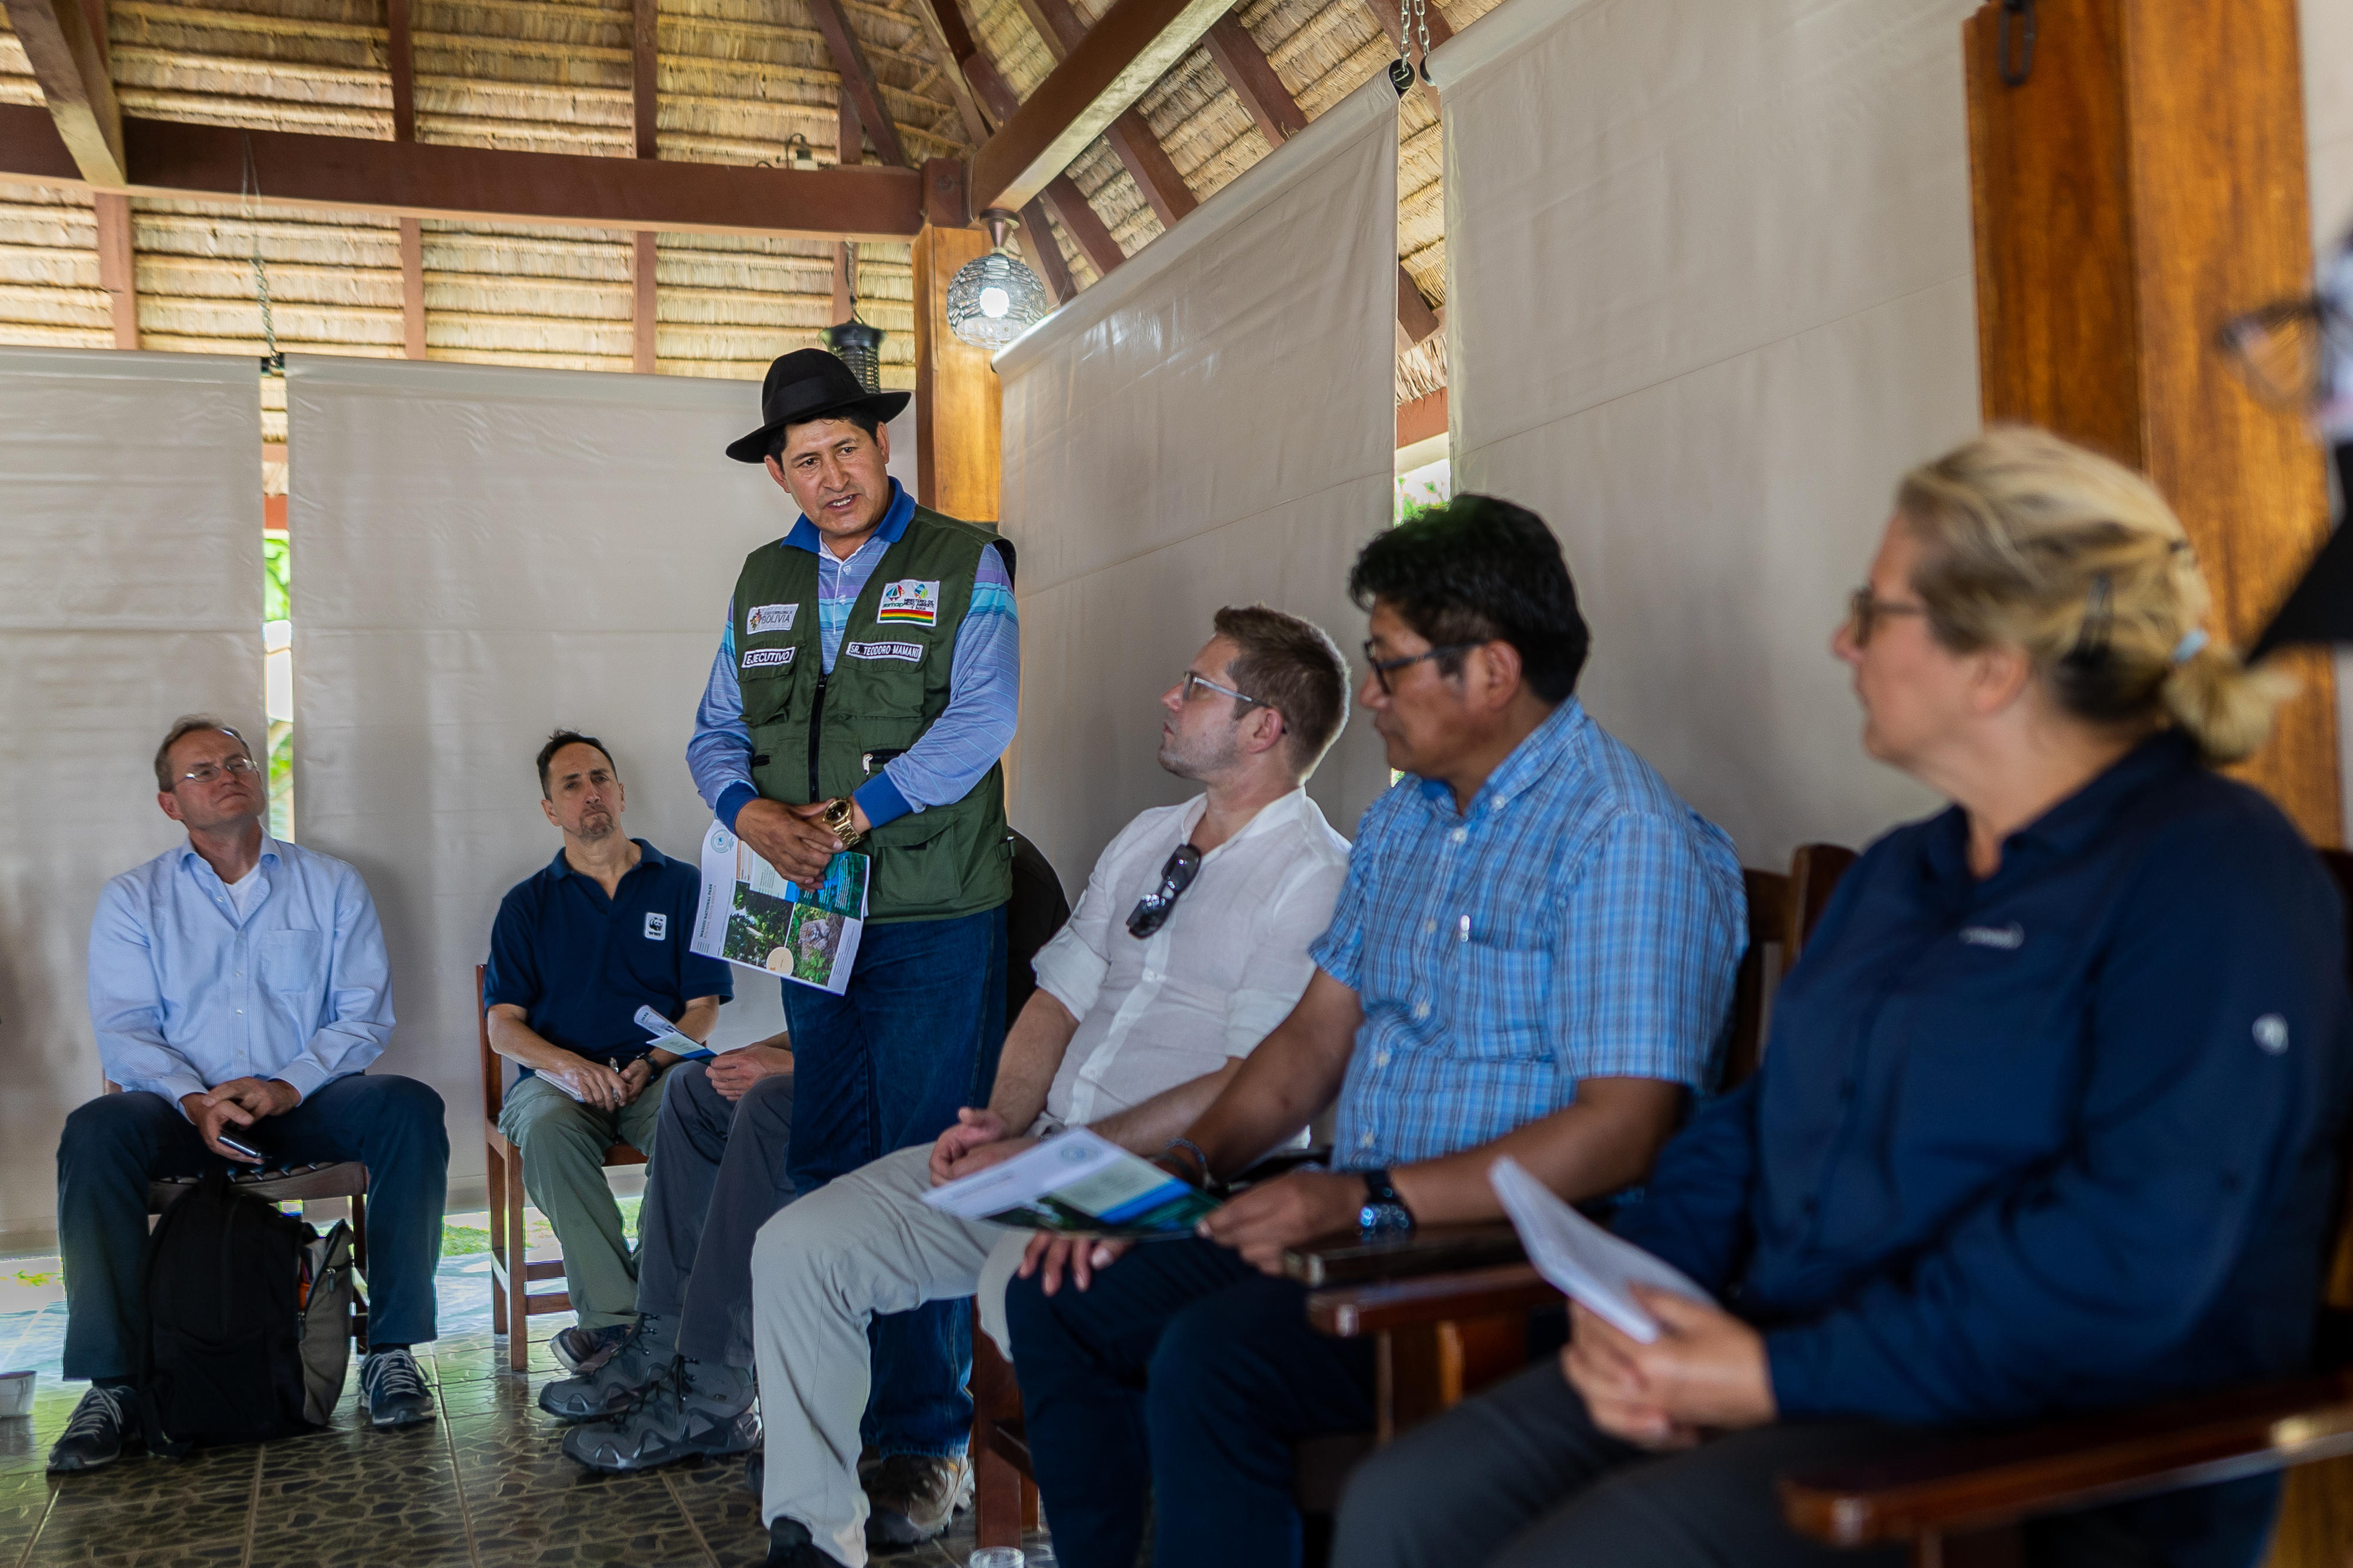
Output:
[1999,0,2037,88]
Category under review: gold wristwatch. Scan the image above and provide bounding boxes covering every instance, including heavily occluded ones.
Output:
[817,796,865,848]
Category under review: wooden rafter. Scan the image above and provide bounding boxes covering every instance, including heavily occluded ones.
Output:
[1011,0,1194,229]
[633,0,659,371]
[1042,174,1124,275]
[0,105,925,238]
[388,0,425,356]
[398,218,425,358]
[912,0,992,144]
[808,0,910,168]
[9,0,125,187]
[1019,201,1074,301]
[94,189,134,347]
[969,0,1231,213]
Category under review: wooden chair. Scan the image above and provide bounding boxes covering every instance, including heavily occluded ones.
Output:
[108,1079,372,1345]
[477,963,648,1371]
[969,849,1836,1545]
[1776,846,2353,1567]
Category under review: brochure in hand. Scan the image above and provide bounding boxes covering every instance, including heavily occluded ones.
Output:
[921,1127,1223,1238]
[1487,1155,1715,1343]
[691,820,868,996]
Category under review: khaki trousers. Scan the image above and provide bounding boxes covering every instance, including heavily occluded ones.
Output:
[749,1143,1027,1567]
[497,1069,665,1328]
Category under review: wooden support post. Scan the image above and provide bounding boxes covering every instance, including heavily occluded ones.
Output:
[912,224,1002,522]
[398,218,425,358]
[390,0,424,358]
[632,0,658,372]
[1964,0,2340,843]
[632,231,658,372]
[94,189,134,348]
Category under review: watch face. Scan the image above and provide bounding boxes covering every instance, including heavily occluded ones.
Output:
[1358,1202,1411,1235]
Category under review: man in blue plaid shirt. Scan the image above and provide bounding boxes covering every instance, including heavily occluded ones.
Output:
[997,496,1748,1568]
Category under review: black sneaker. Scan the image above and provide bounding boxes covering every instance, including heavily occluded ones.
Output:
[46,1384,138,1473]
[561,1359,758,1473]
[765,1517,851,1568]
[861,1453,973,1547]
[550,1322,631,1374]
[361,1347,435,1428]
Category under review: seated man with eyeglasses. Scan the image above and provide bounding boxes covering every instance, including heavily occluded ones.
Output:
[999,497,1749,1568]
[52,716,452,1472]
[751,605,1355,1568]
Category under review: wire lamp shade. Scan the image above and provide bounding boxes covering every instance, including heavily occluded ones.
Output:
[948,211,1051,351]
[822,320,885,393]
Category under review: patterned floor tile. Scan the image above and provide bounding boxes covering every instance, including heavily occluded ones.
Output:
[464,1483,712,1568]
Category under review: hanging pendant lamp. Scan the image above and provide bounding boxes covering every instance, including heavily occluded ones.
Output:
[946,209,1051,351]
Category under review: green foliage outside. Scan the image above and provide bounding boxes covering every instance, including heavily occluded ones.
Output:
[264,535,289,622]
[439,1195,642,1258]
[264,535,294,839]
[1395,468,1448,525]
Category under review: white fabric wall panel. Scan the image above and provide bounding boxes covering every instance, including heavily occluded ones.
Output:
[288,358,792,1198]
[0,348,263,1242]
[1432,0,1979,864]
[997,79,1402,890]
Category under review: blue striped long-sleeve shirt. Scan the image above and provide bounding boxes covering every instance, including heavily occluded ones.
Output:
[687,480,1020,832]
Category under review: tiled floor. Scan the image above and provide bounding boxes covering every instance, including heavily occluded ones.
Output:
[0,1257,1051,1568]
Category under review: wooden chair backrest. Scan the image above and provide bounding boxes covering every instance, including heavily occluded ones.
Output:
[1785,842,1858,973]
[476,964,502,1122]
[1722,868,1792,1091]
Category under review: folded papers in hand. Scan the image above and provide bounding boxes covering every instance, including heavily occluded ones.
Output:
[1488,1155,1714,1343]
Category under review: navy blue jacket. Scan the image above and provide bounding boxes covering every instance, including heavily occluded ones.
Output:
[1618,732,2352,1429]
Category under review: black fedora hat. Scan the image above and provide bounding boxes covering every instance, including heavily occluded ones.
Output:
[726,349,912,464]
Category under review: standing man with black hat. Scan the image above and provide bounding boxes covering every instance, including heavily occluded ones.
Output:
[681,348,1020,1539]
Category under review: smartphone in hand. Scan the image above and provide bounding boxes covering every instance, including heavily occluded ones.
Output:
[218,1133,265,1164]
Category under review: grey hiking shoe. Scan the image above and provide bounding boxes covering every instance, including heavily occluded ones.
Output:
[561,1359,758,1473]
[539,1313,669,1420]
[862,1453,972,1547]
[550,1321,630,1374]
[46,1384,138,1473]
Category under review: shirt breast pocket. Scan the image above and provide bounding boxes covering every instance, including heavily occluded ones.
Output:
[261,930,324,995]
[1451,938,1552,1059]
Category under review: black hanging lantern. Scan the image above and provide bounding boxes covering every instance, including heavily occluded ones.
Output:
[824,319,885,394]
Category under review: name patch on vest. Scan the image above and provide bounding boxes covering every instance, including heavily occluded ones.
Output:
[742,647,796,670]
[877,579,941,626]
[747,602,799,635]
[845,639,924,663]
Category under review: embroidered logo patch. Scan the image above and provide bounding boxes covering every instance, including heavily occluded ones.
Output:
[845,639,924,663]
[747,602,799,635]
[742,647,796,670]
[877,579,941,626]
[1958,922,2024,950]
[644,912,668,940]
[2254,1014,2290,1055]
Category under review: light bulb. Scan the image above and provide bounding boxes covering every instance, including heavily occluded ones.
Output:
[978,285,1011,319]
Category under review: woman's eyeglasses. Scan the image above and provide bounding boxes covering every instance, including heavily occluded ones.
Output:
[1845,588,1927,648]
[1361,639,1480,694]
[1126,845,1202,938]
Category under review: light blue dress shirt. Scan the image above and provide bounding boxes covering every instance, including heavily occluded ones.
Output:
[87,834,395,1107]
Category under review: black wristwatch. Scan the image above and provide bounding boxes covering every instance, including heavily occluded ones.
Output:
[1358,1170,1414,1237]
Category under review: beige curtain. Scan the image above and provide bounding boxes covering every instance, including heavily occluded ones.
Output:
[996,78,1403,893]
[287,356,804,1200]
[0,348,264,1244]
[1431,0,1981,863]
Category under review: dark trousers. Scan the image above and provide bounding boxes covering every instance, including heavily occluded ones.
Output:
[1002,1237,1378,1568]
[781,903,1007,1457]
[1332,1360,2284,1568]
[634,1061,796,1366]
[57,1075,450,1382]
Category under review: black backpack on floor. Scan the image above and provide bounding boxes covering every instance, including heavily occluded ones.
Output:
[139,1168,331,1453]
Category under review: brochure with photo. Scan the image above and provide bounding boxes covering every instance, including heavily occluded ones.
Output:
[691,820,868,996]
[921,1127,1223,1238]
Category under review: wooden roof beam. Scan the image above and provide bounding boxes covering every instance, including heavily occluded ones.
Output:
[969,0,1231,212]
[1010,0,1194,229]
[0,105,924,238]
[808,0,910,168]
[914,0,993,143]
[10,0,126,187]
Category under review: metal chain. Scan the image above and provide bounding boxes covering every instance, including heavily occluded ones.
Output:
[1414,0,1429,72]
[239,132,280,372]
[1388,0,1414,93]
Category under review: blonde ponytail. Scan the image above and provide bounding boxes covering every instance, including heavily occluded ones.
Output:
[2160,643,2297,765]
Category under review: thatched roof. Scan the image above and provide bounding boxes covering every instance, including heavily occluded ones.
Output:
[0,0,1468,427]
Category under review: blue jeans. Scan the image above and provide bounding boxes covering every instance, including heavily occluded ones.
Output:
[779,903,1006,1457]
[1002,1237,1378,1568]
[57,1073,451,1382]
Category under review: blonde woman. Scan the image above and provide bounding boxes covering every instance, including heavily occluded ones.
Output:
[1335,428,2353,1568]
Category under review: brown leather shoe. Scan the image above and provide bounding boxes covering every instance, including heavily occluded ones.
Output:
[861,1453,973,1547]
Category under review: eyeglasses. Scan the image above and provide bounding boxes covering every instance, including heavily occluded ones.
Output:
[1361,639,1481,695]
[1845,588,1928,648]
[1179,670,1268,709]
[179,756,261,786]
[2215,295,2353,409]
[1126,845,1202,939]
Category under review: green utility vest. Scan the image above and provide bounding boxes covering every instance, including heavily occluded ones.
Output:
[730,505,1011,925]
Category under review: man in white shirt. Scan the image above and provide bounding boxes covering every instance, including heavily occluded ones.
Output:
[751,606,1355,1568]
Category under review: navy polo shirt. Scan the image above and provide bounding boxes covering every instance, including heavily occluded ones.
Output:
[484,839,733,1076]
[1615,732,2353,1563]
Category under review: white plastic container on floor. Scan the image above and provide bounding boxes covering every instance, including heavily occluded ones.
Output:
[0,1370,32,1419]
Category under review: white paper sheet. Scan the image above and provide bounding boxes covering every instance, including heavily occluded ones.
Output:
[1488,1156,1712,1344]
